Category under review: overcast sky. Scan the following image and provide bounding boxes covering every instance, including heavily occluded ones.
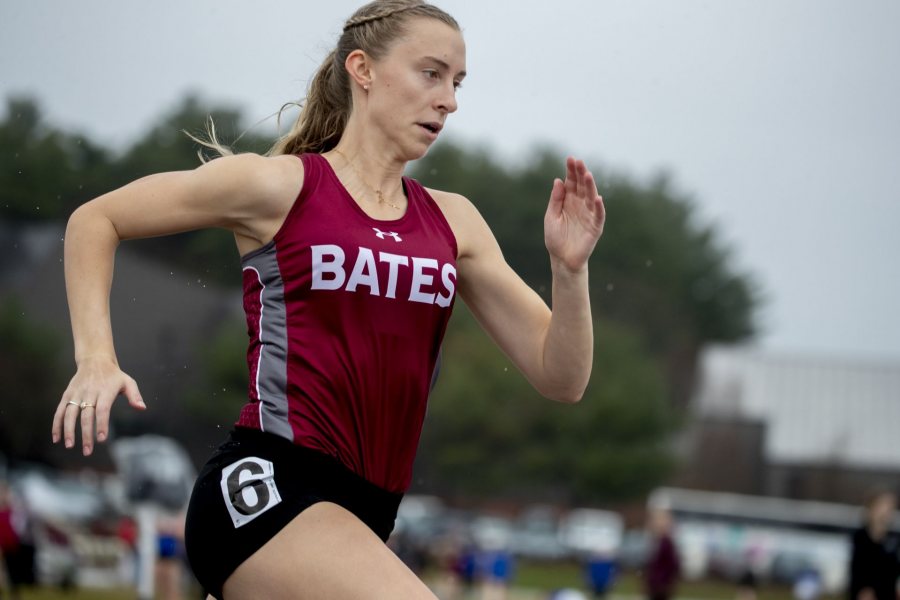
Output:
[2,0,898,363]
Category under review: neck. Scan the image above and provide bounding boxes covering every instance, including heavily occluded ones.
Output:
[332,114,407,192]
[328,125,406,213]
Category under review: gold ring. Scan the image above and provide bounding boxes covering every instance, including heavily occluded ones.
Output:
[66,400,80,408]
[80,402,95,410]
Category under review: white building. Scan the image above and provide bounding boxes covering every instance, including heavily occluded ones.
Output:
[682,345,900,503]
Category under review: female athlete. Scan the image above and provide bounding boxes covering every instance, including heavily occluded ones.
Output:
[51,1,605,598]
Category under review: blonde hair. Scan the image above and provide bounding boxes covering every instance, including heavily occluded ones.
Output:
[188,1,459,161]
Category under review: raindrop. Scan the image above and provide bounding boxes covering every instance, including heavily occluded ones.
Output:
[606,283,615,291]
[430,168,438,175]
[645,259,653,267]
[17,170,21,175]
[35,206,40,211]
[503,367,508,372]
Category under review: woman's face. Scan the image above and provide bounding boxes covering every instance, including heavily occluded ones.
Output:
[366,17,466,159]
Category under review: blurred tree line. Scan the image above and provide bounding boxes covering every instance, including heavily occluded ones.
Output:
[0,94,759,504]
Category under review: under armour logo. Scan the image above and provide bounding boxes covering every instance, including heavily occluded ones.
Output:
[373,228,402,242]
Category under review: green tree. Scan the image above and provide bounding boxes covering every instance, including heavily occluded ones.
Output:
[0,96,112,221]
[0,298,65,462]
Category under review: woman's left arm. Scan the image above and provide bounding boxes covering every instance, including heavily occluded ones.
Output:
[451,157,605,403]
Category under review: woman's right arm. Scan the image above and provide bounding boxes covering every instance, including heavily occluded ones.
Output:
[51,153,303,456]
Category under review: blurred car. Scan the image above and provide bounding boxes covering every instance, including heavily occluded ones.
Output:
[769,550,819,584]
[471,515,514,551]
[9,466,125,588]
[510,506,568,561]
[559,508,623,559]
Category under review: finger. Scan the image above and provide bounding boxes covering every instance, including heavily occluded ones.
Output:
[546,178,565,218]
[63,402,81,449]
[81,401,96,456]
[594,193,607,229]
[565,157,577,194]
[123,377,146,411]
[575,160,587,196]
[52,390,72,444]
[584,172,600,208]
[94,396,112,444]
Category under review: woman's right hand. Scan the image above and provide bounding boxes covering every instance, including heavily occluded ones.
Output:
[51,356,145,456]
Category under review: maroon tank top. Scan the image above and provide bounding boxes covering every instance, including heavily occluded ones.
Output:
[236,153,458,492]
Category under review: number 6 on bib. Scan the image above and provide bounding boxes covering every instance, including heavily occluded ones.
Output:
[220,457,283,528]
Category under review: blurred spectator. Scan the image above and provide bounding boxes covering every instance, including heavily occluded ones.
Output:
[116,515,139,587]
[424,529,470,599]
[585,554,617,598]
[642,508,680,600]
[155,511,186,600]
[481,549,514,600]
[735,546,763,600]
[735,569,758,600]
[848,489,900,600]
[0,481,35,600]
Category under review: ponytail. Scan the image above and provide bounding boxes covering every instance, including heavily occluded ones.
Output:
[267,49,351,156]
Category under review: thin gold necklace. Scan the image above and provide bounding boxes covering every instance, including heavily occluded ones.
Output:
[333,148,403,210]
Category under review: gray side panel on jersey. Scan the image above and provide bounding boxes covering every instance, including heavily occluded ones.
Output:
[429,347,442,394]
[242,245,293,442]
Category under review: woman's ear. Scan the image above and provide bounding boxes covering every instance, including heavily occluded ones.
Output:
[345,49,374,90]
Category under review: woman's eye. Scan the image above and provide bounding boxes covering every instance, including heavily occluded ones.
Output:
[424,70,439,79]
[453,81,463,90]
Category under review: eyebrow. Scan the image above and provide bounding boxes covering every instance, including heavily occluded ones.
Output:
[424,56,467,79]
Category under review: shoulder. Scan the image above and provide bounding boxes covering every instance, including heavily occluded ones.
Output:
[424,187,476,222]
[194,153,306,226]
[198,152,303,198]
[424,187,494,260]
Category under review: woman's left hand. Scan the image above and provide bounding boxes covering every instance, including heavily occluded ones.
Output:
[544,157,606,273]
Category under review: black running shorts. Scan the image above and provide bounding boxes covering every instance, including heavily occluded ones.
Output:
[184,427,403,599]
